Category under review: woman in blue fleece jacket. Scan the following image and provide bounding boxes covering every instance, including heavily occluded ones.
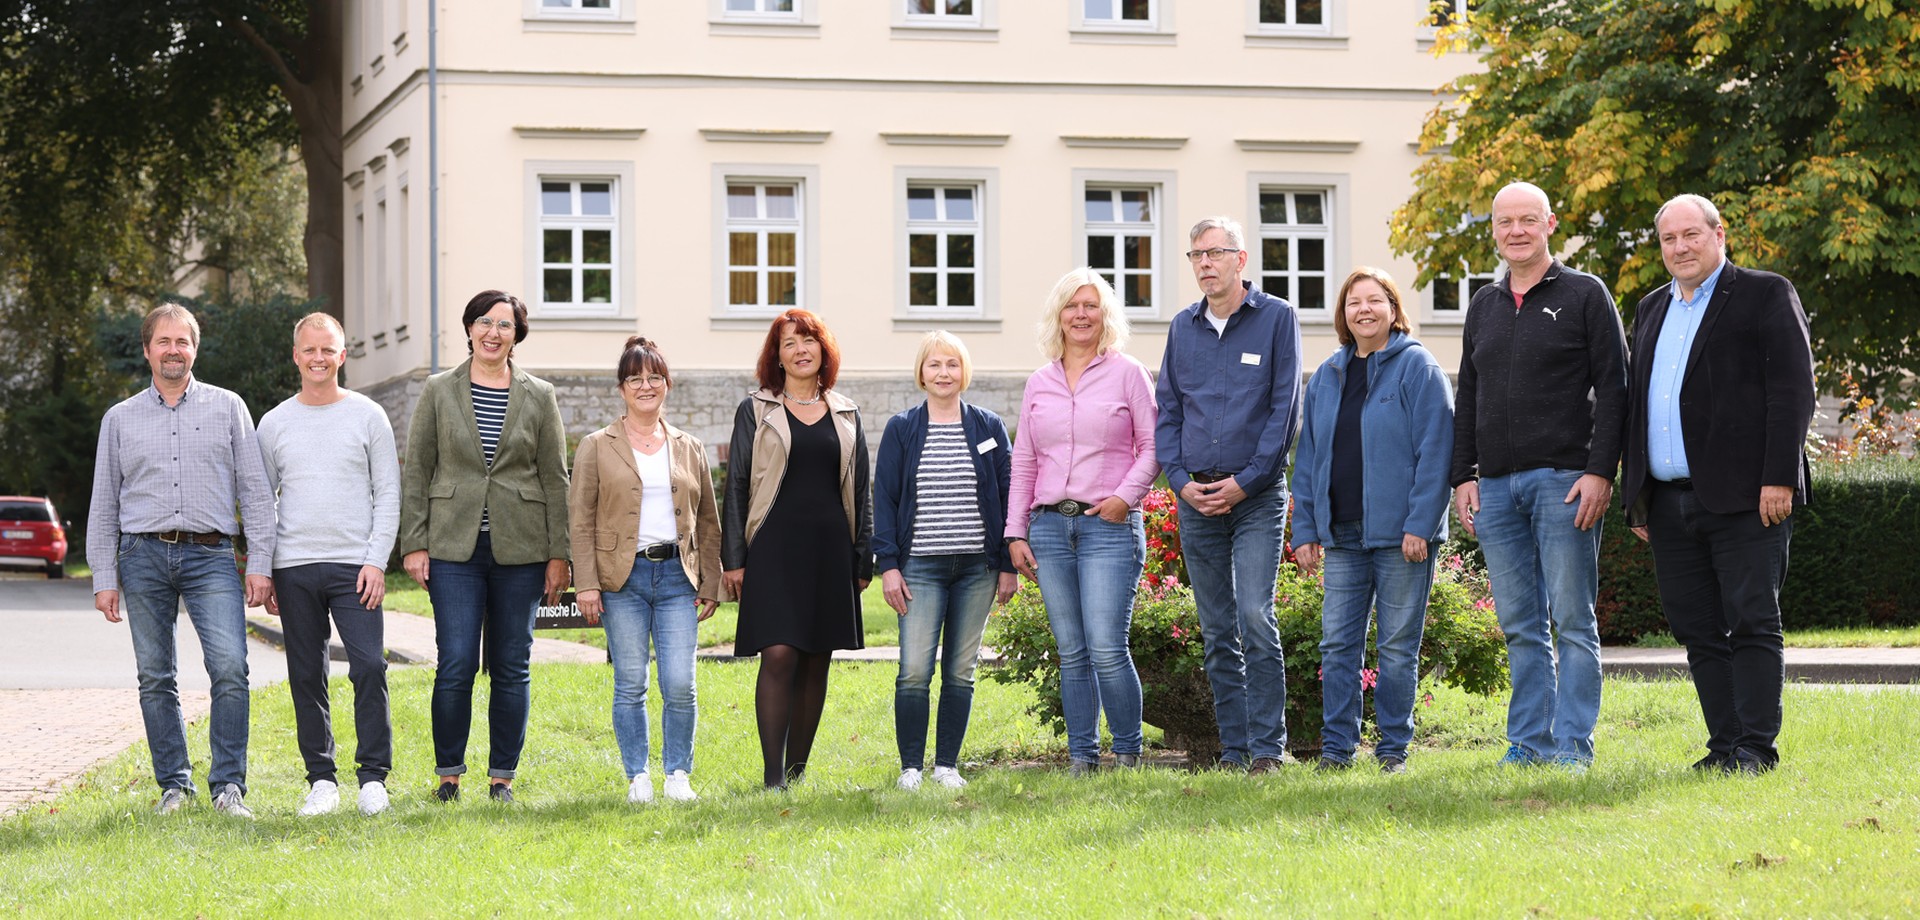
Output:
[1290,267,1454,772]
[873,331,1018,791]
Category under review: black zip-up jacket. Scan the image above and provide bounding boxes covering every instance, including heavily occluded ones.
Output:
[1449,260,1629,486]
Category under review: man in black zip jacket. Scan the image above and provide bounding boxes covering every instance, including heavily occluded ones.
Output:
[1450,181,1629,772]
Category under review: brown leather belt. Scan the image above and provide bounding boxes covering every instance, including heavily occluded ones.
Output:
[1189,470,1234,484]
[143,531,226,546]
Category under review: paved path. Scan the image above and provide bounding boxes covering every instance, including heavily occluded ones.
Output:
[0,575,307,817]
[1602,646,1920,683]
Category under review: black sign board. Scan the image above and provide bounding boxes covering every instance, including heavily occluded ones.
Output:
[535,591,600,630]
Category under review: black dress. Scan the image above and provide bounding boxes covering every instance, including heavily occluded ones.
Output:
[735,407,865,654]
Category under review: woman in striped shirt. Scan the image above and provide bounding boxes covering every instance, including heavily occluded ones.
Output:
[873,332,1017,791]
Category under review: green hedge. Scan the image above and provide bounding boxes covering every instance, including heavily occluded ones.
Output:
[1459,457,1920,643]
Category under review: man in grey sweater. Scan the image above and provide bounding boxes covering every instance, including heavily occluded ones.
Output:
[256,313,402,816]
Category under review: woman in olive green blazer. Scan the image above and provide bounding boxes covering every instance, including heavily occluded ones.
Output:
[400,290,570,805]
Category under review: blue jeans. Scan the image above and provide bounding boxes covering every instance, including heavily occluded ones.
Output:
[1176,482,1289,763]
[1027,510,1145,763]
[601,557,700,777]
[1475,469,1604,762]
[894,552,997,770]
[1319,521,1435,763]
[426,532,544,778]
[116,533,251,794]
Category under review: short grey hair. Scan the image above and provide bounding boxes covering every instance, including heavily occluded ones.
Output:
[1188,216,1246,249]
[1654,193,1724,232]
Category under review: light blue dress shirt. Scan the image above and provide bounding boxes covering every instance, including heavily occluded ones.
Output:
[1647,260,1726,481]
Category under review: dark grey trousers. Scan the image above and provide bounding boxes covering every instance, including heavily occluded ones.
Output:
[272,562,393,786]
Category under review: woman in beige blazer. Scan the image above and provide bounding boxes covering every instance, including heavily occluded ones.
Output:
[568,336,722,804]
[400,290,570,805]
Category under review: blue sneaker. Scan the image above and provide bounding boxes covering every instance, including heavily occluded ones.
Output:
[1498,744,1541,767]
[1550,754,1590,775]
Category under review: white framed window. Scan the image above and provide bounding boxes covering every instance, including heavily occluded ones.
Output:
[525,0,633,30]
[712,166,819,320]
[899,184,996,320]
[1256,189,1333,314]
[1428,264,1498,317]
[1259,0,1325,28]
[907,0,979,23]
[1246,0,1344,46]
[1080,183,1164,316]
[1083,0,1153,26]
[1246,173,1348,320]
[524,161,635,320]
[710,0,816,36]
[538,179,617,312]
[1072,0,1172,42]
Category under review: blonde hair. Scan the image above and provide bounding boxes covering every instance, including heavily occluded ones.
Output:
[913,330,973,393]
[291,312,345,347]
[1037,267,1129,360]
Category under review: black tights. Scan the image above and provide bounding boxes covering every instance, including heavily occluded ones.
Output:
[756,645,833,788]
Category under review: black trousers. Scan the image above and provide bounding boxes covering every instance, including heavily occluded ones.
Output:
[272,562,393,786]
[1645,482,1792,765]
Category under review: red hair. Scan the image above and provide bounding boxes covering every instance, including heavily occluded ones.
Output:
[754,309,841,394]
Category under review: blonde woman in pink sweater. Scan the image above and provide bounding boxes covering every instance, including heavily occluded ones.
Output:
[1006,268,1160,775]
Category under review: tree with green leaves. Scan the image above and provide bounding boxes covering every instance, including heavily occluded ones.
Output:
[1392,0,1920,407]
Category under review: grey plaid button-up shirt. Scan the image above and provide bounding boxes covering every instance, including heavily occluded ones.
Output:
[87,378,277,592]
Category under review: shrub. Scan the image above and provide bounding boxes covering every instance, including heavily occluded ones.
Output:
[987,487,1509,761]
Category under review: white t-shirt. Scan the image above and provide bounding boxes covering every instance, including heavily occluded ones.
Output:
[634,446,678,546]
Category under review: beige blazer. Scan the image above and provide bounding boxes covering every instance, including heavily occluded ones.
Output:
[567,419,723,602]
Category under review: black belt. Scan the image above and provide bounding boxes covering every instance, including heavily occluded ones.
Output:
[1047,499,1104,516]
[142,531,226,546]
[1189,470,1234,484]
[637,542,679,561]
[1656,478,1694,492]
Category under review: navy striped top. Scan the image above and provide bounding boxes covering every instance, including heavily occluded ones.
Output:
[472,382,507,530]
[910,421,987,556]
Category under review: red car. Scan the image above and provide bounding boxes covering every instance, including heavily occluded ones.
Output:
[0,496,68,578]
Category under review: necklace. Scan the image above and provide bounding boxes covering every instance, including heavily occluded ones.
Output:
[785,389,823,406]
[624,417,664,450]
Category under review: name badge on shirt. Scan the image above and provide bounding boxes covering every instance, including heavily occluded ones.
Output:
[1241,352,1262,366]
[975,438,998,454]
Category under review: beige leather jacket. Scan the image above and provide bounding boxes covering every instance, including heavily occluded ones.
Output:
[720,388,872,580]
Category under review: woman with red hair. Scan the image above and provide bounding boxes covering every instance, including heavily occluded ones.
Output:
[721,309,872,790]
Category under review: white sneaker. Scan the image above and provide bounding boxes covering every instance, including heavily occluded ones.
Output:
[297,779,339,816]
[663,770,697,802]
[628,772,654,804]
[358,781,390,816]
[897,768,923,791]
[211,783,254,820]
[154,787,191,815]
[931,766,968,789]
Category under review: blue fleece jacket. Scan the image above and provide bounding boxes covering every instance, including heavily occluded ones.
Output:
[873,400,1015,575]
[1290,331,1455,551]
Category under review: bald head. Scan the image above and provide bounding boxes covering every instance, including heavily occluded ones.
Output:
[1491,181,1559,277]
[1493,181,1553,216]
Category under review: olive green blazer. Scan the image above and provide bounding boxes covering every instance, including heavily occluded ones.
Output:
[400,358,571,565]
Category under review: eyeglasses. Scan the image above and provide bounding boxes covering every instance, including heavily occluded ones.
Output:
[623,374,668,389]
[471,317,515,332]
[1184,247,1242,264]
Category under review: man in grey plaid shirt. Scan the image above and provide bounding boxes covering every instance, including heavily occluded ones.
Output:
[87,303,276,818]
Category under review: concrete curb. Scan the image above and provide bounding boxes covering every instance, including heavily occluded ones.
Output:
[1602,646,1920,684]
[245,615,429,666]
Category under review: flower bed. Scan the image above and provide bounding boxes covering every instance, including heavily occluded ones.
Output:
[988,487,1508,761]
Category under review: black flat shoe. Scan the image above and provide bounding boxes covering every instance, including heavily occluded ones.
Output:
[433,781,460,803]
[489,783,514,803]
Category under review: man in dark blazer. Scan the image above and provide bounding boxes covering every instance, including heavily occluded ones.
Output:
[1620,193,1815,774]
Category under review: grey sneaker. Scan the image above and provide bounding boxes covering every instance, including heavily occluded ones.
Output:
[1113,753,1142,769]
[358,781,390,816]
[1068,760,1099,777]
[298,779,339,817]
[154,787,191,815]
[211,783,254,820]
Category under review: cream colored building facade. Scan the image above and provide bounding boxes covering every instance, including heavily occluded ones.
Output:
[342,0,1481,449]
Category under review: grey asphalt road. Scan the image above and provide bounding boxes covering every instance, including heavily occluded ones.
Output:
[0,573,305,690]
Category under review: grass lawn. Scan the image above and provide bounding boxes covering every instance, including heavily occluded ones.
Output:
[3,664,1917,917]
[383,569,903,651]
